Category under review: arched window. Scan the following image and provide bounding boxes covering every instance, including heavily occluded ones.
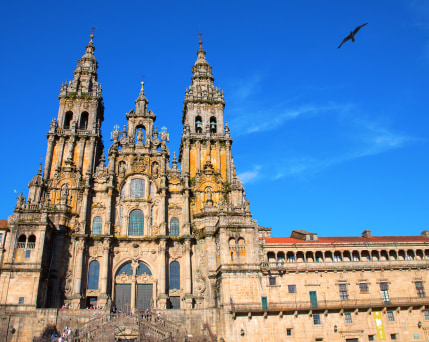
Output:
[169,261,180,290]
[27,235,36,249]
[170,217,179,236]
[17,234,26,249]
[79,112,89,129]
[130,179,145,198]
[117,262,134,276]
[136,262,152,276]
[129,209,144,235]
[88,260,100,290]
[64,111,73,129]
[121,185,126,199]
[92,216,102,235]
[210,116,217,133]
[195,116,202,133]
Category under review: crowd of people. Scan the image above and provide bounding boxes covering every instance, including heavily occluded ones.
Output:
[51,325,72,342]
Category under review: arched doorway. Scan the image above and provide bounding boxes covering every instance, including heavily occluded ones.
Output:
[114,261,154,313]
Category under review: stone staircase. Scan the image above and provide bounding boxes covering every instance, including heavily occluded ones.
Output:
[68,313,187,342]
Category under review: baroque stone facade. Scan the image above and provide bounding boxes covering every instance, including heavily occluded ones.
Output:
[1,34,429,341]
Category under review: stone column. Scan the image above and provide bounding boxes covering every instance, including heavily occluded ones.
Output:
[56,137,65,169]
[181,140,190,176]
[80,188,90,233]
[184,239,193,309]
[44,136,55,179]
[87,138,96,175]
[158,239,168,309]
[104,188,113,235]
[216,142,221,173]
[73,238,85,308]
[130,278,137,313]
[159,188,166,235]
[226,141,231,183]
[182,175,191,235]
[78,138,86,171]
[99,238,110,306]
[196,141,201,171]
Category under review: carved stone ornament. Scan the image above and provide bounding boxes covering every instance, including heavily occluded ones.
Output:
[194,269,206,295]
[94,162,110,184]
[65,269,73,295]
[131,156,149,173]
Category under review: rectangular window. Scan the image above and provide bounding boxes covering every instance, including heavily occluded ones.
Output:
[339,284,348,300]
[387,311,395,321]
[0,233,3,245]
[416,281,425,298]
[315,339,323,342]
[130,179,145,198]
[18,297,24,304]
[288,284,297,293]
[413,334,419,339]
[286,329,292,336]
[380,282,390,304]
[424,310,429,320]
[269,277,276,286]
[310,291,318,308]
[390,333,397,340]
[261,296,268,311]
[359,282,369,293]
[368,335,375,341]
[345,312,352,323]
[25,250,31,258]
[313,314,321,325]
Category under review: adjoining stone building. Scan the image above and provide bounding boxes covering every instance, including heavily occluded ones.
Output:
[0,34,428,342]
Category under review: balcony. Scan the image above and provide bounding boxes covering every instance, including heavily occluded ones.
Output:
[229,296,429,315]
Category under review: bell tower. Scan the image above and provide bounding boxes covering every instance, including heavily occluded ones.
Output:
[43,33,104,184]
[179,39,232,185]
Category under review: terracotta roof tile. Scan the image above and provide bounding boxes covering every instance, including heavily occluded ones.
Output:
[264,236,429,244]
[0,220,8,228]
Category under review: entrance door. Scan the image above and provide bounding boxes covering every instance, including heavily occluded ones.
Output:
[137,284,153,312]
[310,291,318,308]
[115,284,131,313]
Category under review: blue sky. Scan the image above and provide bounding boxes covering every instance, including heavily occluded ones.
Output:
[0,0,428,237]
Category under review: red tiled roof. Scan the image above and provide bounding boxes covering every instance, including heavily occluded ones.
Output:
[264,236,429,244]
[0,220,7,228]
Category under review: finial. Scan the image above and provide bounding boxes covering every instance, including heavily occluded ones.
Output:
[173,151,177,162]
[198,32,203,51]
[38,159,43,175]
[90,25,96,43]
[140,81,144,93]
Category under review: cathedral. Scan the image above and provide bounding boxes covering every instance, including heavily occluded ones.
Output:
[1,34,429,342]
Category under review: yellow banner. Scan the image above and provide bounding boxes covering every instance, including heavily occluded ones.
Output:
[373,311,386,340]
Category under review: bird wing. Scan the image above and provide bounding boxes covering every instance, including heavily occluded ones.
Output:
[352,23,368,35]
[338,35,351,49]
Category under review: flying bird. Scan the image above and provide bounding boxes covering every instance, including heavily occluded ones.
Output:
[338,23,368,49]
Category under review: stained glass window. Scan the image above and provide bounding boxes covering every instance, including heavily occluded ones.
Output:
[130,179,144,198]
[92,216,102,235]
[117,262,133,276]
[88,260,100,290]
[136,262,152,276]
[129,209,144,235]
[169,261,180,290]
[170,217,179,236]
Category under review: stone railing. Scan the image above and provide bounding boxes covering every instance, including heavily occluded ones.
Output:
[261,259,429,273]
[229,296,429,314]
